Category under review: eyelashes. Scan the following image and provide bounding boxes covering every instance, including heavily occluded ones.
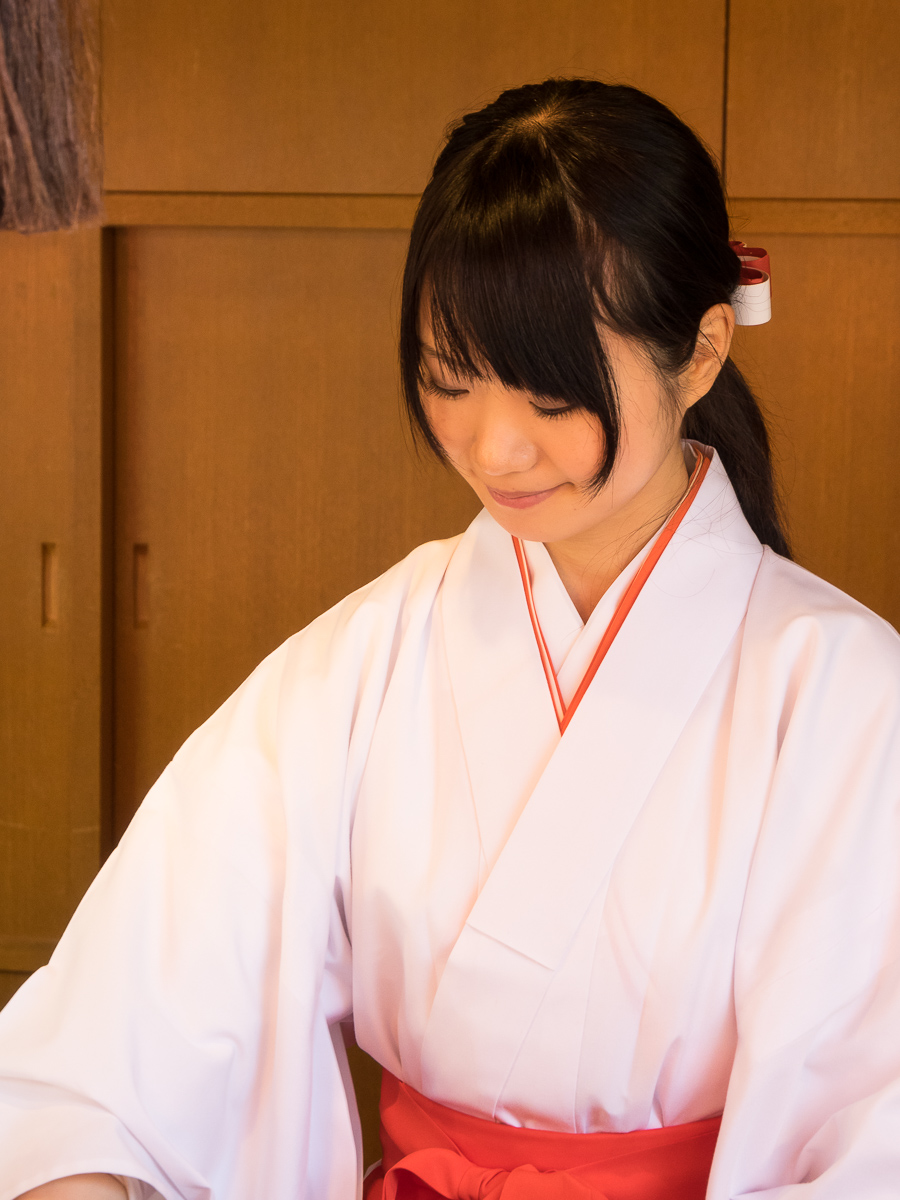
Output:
[421,379,467,400]
[420,378,576,420]
[532,402,576,420]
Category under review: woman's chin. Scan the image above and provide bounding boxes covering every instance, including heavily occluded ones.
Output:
[482,499,570,544]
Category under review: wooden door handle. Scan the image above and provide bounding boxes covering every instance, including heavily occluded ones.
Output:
[41,543,58,628]
[133,544,149,628]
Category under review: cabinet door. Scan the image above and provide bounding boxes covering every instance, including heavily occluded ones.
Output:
[113,225,480,834]
[727,0,900,198]
[0,230,107,1000]
[730,231,900,626]
[102,0,725,193]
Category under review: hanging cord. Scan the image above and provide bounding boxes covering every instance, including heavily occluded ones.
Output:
[514,449,712,735]
[0,0,103,231]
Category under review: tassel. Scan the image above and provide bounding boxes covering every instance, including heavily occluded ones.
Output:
[0,0,102,231]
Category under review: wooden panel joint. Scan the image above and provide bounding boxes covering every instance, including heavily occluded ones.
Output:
[105,195,900,236]
[729,199,900,237]
[103,192,421,230]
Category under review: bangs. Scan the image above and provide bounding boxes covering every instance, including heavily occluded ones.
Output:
[400,130,623,484]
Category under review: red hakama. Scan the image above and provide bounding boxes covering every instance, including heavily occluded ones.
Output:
[367,1071,720,1200]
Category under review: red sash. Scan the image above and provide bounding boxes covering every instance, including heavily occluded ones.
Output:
[365,1071,720,1200]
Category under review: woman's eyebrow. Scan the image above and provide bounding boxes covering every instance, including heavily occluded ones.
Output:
[420,344,459,373]
[422,344,467,371]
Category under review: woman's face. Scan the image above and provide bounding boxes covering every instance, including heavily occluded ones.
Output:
[420,327,692,551]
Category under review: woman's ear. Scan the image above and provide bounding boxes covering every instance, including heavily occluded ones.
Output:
[682,303,736,410]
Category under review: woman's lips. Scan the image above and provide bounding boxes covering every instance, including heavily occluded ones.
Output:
[486,483,563,509]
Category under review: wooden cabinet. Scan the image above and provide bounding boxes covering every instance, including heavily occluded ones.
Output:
[2,0,899,1158]
[728,0,900,198]
[0,230,108,1000]
[730,229,900,618]
[102,0,725,193]
[113,226,478,833]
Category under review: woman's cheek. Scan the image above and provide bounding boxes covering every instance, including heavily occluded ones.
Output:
[426,402,467,465]
[550,415,606,486]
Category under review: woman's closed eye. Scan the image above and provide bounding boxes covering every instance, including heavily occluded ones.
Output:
[530,399,576,420]
[422,377,470,399]
[422,375,575,418]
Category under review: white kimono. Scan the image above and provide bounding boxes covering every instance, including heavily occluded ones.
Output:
[1,451,900,1200]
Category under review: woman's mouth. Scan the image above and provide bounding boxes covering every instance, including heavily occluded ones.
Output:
[486,484,563,509]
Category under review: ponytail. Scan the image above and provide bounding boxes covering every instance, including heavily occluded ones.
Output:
[684,358,791,558]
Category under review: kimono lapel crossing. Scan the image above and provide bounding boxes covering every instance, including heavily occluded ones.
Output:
[514,449,710,733]
[421,453,764,1114]
[436,508,563,882]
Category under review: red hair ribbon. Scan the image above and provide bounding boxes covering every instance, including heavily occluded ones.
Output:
[729,240,771,326]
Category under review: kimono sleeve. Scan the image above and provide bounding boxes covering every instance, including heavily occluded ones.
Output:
[0,580,402,1200]
[709,592,900,1199]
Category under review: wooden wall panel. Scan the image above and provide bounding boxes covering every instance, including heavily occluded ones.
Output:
[0,231,106,973]
[730,233,900,626]
[113,227,480,834]
[101,0,724,194]
[727,0,900,198]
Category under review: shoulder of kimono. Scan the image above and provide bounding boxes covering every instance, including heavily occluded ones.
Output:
[743,546,900,727]
[168,529,469,762]
[282,527,468,664]
[749,546,900,656]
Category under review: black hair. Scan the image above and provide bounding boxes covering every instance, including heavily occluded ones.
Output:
[399,77,790,558]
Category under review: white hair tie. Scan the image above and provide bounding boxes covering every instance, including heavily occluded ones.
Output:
[730,240,771,326]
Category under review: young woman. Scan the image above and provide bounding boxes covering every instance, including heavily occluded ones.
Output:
[2,78,899,1200]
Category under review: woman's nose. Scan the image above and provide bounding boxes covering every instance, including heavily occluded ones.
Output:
[470,411,537,476]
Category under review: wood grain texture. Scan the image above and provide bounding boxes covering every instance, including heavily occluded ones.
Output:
[727,0,900,198]
[101,0,724,194]
[113,227,480,834]
[730,234,900,627]
[0,230,105,969]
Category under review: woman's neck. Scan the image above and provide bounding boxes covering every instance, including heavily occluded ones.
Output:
[544,443,694,623]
